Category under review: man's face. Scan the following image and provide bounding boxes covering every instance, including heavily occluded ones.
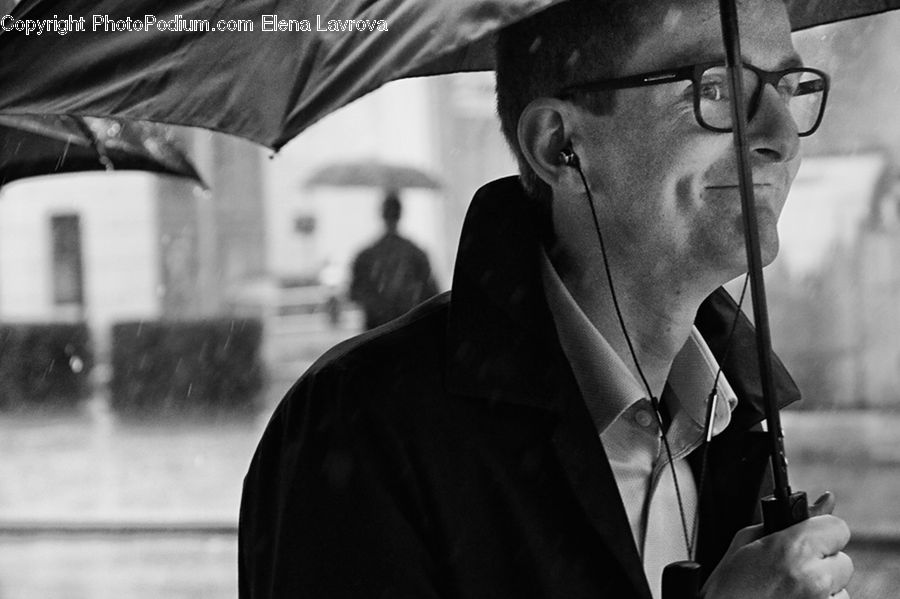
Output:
[569,0,802,287]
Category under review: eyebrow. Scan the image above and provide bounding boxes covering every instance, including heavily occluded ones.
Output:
[660,46,805,71]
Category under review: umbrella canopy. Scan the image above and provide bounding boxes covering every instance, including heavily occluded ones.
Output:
[0,0,561,150]
[0,114,205,187]
[2,0,897,151]
[305,160,442,191]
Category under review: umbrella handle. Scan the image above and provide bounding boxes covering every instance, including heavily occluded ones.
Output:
[761,491,809,535]
[662,560,702,599]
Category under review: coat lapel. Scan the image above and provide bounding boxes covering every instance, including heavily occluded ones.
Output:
[690,429,771,569]
[551,377,654,599]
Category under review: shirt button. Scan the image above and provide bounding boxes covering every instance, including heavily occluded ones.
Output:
[634,409,655,428]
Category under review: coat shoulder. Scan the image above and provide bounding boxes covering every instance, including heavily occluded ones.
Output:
[269,291,451,430]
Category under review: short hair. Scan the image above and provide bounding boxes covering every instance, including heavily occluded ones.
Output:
[495,0,658,204]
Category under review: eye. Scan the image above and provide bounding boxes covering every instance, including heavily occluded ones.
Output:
[698,79,729,102]
[697,69,731,102]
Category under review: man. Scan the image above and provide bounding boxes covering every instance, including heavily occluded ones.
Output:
[349,191,439,330]
[239,0,852,597]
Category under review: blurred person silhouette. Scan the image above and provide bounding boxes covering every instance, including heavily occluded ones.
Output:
[349,190,439,329]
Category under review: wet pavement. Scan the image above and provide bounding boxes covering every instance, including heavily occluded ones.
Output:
[0,535,236,599]
[2,382,899,597]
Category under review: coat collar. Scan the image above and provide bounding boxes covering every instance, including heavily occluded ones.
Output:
[446,176,573,409]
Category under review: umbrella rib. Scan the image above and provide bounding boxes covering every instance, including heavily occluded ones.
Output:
[71,116,115,171]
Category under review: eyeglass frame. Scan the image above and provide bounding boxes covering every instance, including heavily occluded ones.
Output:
[557,60,831,137]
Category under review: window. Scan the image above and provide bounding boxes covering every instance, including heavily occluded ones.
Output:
[50,214,84,307]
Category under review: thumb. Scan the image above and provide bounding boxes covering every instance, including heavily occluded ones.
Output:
[809,491,836,517]
[725,491,835,554]
[726,522,765,553]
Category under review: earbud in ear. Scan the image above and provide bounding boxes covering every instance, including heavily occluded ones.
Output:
[558,146,580,168]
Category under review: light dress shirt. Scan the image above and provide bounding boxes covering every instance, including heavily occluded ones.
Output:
[539,249,738,599]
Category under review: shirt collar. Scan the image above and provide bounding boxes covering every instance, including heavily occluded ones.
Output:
[539,247,737,438]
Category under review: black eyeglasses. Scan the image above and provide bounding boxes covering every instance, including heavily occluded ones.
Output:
[558,61,830,137]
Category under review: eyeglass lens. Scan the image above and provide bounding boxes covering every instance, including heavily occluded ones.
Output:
[697,66,826,135]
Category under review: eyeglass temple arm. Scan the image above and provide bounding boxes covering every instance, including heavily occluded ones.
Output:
[558,65,695,95]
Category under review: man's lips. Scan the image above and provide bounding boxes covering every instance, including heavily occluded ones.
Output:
[704,184,784,211]
[705,183,782,200]
[706,183,774,188]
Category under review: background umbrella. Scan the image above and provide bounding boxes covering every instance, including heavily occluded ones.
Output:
[0,0,899,152]
[0,114,204,187]
[305,159,442,191]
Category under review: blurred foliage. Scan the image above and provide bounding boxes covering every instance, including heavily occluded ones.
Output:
[0,322,93,410]
[110,318,264,417]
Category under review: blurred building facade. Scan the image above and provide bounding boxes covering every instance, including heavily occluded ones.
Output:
[0,130,267,360]
[0,172,205,357]
[766,14,900,409]
[771,153,900,408]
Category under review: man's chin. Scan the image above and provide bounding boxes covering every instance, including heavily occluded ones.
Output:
[760,244,780,267]
[708,237,778,285]
[757,223,781,266]
[733,213,781,266]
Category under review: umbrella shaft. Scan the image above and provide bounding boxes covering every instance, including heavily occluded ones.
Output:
[718,0,792,502]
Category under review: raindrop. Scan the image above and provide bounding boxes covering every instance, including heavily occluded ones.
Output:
[69,355,84,373]
[529,36,542,54]
[41,360,55,380]
[565,49,581,69]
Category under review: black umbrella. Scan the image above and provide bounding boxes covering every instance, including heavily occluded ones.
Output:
[0,1,898,149]
[0,114,204,188]
[0,0,560,150]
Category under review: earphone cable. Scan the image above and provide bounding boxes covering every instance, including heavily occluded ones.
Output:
[570,158,694,559]
[690,273,749,555]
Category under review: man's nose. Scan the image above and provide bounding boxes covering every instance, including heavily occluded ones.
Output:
[748,84,800,163]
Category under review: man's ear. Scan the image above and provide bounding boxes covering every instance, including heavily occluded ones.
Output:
[517,98,577,187]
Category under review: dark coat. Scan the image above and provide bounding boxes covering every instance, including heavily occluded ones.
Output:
[239,177,801,599]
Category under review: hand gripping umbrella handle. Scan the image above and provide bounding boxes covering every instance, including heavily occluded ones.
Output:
[660,494,810,599]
